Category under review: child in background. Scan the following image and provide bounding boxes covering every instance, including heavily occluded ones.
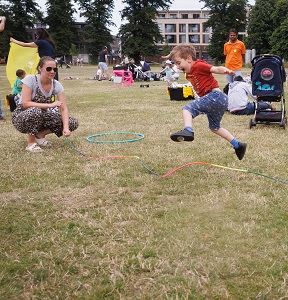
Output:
[95,65,102,80]
[165,44,247,160]
[162,60,180,86]
[12,69,26,94]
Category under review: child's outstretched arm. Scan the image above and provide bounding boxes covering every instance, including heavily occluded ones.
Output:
[210,66,234,76]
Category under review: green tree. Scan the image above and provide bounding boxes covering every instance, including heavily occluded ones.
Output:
[202,0,248,64]
[119,0,172,62]
[0,0,43,57]
[45,0,77,57]
[69,44,79,56]
[162,40,171,56]
[269,0,288,60]
[245,0,276,54]
[77,0,115,63]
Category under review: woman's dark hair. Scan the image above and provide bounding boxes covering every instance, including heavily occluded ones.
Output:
[36,28,57,50]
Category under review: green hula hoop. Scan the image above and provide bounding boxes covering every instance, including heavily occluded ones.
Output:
[86,132,145,144]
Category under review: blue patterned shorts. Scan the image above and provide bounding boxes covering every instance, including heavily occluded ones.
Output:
[183,90,228,130]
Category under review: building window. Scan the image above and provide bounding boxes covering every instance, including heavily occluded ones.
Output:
[181,14,188,19]
[193,14,200,19]
[179,24,186,33]
[179,35,186,43]
[189,35,200,43]
[158,13,166,18]
[165,24,176,33]
[203,25,210,33]
[188,24,200,33]
[170,14,177,19]
[203,34,210,43]
[203,13,210,18]
[165,35,176,43]
[158,24,162,33]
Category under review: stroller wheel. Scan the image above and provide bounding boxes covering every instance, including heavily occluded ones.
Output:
[249,119,256,129]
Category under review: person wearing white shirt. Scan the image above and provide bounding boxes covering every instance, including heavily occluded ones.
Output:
[228,76,275,115]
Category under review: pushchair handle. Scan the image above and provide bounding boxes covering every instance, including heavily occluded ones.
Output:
[251,54,283,66]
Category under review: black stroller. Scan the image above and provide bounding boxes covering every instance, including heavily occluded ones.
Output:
[249,54,287,129]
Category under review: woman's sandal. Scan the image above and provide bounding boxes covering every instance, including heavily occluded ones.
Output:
[35,137,52,147]
[26,143,43,153]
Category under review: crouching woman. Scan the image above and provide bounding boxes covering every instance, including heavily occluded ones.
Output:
[12,56,78,152]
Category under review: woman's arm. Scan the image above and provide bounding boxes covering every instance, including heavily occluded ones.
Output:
[21,83,62,110]
[57,92,71,136]
[10,37,37,48]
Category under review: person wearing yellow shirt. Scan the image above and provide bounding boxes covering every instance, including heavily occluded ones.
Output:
[224,29,246,83]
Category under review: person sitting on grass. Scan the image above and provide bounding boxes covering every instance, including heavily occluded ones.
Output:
[227,75,276,115]
[12,56,78,153]
[163,44,247,160]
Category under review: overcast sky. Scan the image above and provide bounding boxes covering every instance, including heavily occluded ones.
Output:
[38,0,255,35]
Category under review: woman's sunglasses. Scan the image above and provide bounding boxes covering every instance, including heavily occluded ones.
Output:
[46,67,58,72]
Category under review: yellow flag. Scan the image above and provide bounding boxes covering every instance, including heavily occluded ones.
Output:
[6,43,40,88]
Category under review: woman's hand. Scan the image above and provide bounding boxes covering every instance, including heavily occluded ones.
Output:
[50,101,62,108]
[63,128,71,137]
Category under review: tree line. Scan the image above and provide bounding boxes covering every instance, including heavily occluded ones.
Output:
[0,0,287,64]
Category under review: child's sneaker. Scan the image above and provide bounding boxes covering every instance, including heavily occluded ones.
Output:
[235,142,247,160]
[170,129,194,142]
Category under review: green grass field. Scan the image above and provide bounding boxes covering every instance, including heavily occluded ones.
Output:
[0,64,287,299]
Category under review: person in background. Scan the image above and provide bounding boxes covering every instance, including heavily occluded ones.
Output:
[0,16,6,120]
[122,54,129,69]
[164,44,247,161]
[12,56,78,153]
[140,59,151,72]
[12,69,26,95]
[228,75,276,115]
[94,65,102,80]
[224,28,246,83]
[128,58,138,80]
[10,28,58,80]
[161,60,180,86]
[97,46,109,81]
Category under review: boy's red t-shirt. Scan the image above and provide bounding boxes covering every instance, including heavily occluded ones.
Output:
[185,59,219,97]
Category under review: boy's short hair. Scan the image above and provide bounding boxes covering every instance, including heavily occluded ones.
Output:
[16,69,25,77]
[169,44,196,61]
[229,28,238,35]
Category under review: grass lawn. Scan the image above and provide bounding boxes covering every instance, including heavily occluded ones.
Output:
[0,63,287,300]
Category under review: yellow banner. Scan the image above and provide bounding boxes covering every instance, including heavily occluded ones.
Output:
[6,43,40,88]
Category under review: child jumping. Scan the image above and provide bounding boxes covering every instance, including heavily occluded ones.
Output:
[166,44,247,160]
